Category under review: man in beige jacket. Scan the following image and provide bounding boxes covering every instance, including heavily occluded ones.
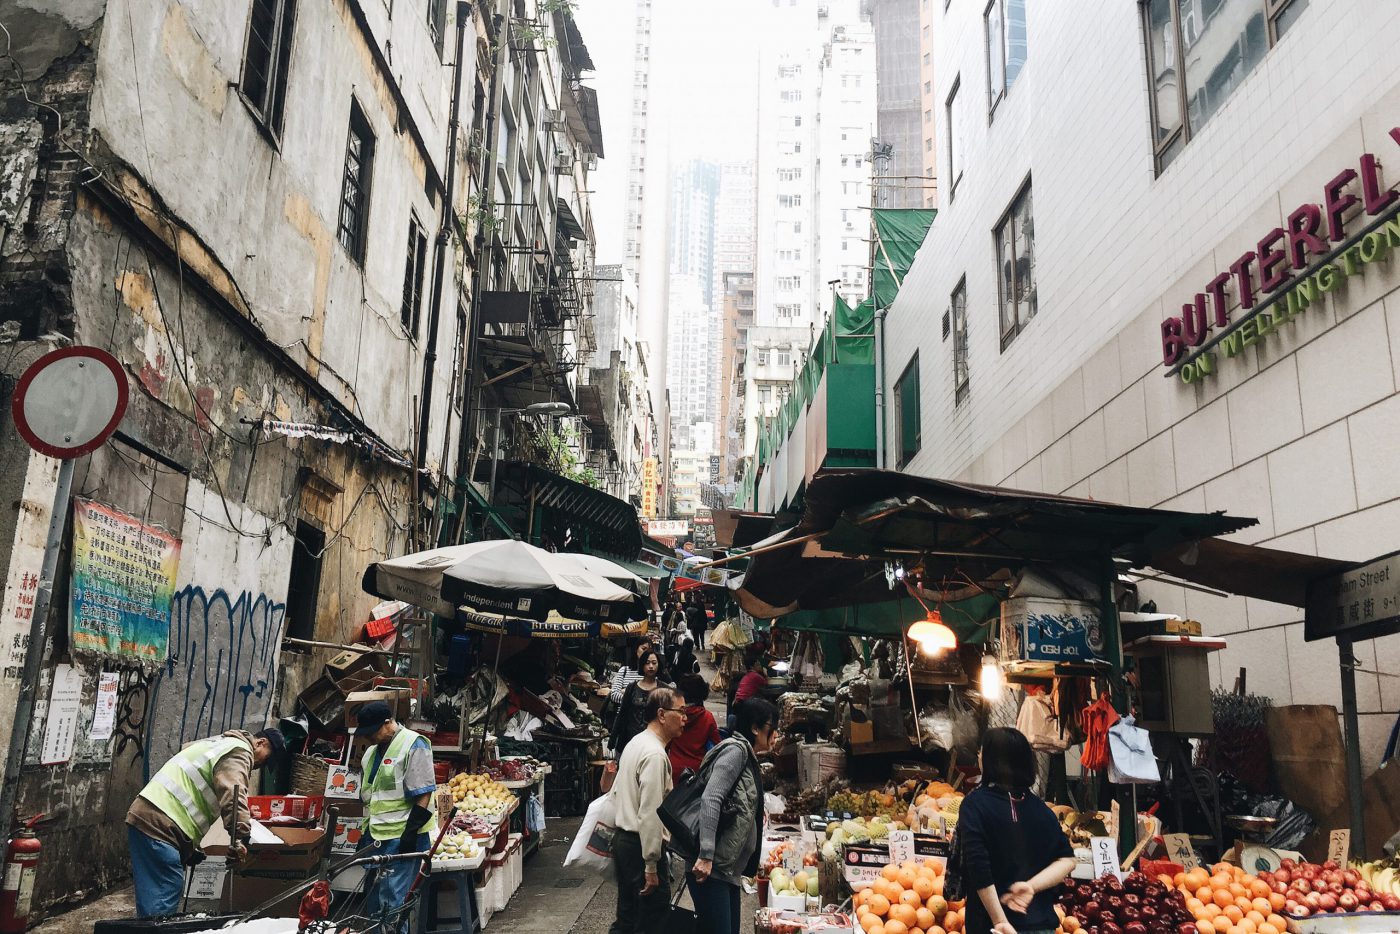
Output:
[125,728,284,917]
[609,687,686,933]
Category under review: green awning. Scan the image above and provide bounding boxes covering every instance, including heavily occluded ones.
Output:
[495,462,643,559]
[775,593,1000,643]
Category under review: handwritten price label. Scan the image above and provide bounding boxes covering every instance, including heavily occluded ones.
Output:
[888,830,915,866]
[1090,836,1123,882]
[1163,833,1200,870]
[1327,828,1351,865]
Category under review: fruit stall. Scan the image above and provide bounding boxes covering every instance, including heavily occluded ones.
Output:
[713,473,1400,933]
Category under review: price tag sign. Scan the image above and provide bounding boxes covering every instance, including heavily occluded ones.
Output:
[1090,836,1123,881]
[842,843,893,888]
[1163,833,1200,870]
[1328,828,1351,865]
[888,830,915,866]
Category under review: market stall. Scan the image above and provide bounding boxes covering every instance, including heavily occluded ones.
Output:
[702,470,1400,934]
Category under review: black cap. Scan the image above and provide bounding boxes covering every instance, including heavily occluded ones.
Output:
[255,728,287,761]
[354,700,394,737]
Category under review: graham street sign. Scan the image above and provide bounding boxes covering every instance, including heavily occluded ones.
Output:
[1304,549,1400,642]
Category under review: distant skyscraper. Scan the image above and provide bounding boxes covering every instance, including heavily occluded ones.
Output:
[755,0,875,329]
[669,160,721,305]
[870,0,925,209]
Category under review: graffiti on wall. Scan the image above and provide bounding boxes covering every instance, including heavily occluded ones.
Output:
[143,586,286,777]
[111,667,154,766]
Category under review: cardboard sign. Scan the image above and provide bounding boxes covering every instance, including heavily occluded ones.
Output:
[1163,833,1201,870]
[1108,800,1121,841]
[1090,836,1123,881]
[325,765,361,799]
[888,830,915,866]
[843,843,892,888]
[331,816,365,854]
[187,862,227,900]
[1328,828,1351,865]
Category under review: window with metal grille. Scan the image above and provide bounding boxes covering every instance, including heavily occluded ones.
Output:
[996,180,1036,350]
[240,0,296,138]
[338,100,375,263]
[401,213,428,336]
[894,354,921,468]
[952,278,970,404]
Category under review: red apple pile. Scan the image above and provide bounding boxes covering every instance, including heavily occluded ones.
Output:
[1261,859,1400,918]
[1058,870,1196,934]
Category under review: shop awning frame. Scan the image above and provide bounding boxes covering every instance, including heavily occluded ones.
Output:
[731,469,1258,616]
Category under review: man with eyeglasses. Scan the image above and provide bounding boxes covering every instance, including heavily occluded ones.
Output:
[609,686,687,933]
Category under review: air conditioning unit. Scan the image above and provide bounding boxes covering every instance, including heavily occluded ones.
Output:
[554,152,575,173]
[545,108,566,126]
[585,153,599,172]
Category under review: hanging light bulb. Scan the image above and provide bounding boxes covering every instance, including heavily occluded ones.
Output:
[979,654,1005,701]
[907,609,958,656]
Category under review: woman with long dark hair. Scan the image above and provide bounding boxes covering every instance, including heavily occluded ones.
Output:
[686,697,777,934]
[608,650,667,759]
[950,727,1076,934]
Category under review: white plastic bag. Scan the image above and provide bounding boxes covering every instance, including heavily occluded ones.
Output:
[563,792,617,869]
[1107,715,1161,784]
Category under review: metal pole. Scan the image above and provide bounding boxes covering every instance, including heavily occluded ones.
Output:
[0,456,74,830]
[489,407,504,505]
[1338,636,1367,858]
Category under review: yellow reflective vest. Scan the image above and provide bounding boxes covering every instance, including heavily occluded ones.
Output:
[140,735,252,844]
[361,727,438,841]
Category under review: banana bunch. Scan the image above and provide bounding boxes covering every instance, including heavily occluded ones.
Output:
[1356,857,1400,897]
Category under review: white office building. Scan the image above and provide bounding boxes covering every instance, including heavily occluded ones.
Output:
[883,0,1400,774]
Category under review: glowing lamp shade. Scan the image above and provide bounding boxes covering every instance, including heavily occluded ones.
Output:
[979,654,1006,701]
[907,610,958,654]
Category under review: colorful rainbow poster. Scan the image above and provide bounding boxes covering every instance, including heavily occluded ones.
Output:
[70,498,182,664]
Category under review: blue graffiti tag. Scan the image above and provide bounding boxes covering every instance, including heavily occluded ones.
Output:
[142,586,286,778]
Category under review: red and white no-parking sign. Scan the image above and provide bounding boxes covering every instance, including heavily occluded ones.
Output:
[10,346,128,459]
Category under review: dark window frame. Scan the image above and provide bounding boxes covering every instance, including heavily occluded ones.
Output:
[995,178,1036,351]
[401,212,428,337]
[1140,0,1309,174]
[984,0,1026,119]
[951,276,970,404]
[945,75,963,199]
[427,0,448,56]
[894,353,922,469]
[283,518,325,648]
[239,0,297,142]
[337,99,376,264]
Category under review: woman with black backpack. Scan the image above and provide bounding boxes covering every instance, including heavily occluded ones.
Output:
[685,697,778,934]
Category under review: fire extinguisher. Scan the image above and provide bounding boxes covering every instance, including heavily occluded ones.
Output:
[1,815,44,934]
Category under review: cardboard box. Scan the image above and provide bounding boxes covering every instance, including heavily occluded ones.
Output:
[248,795,324,822]
[238,827,327,879]
[1000,597,1107,666]
[344,688,413,729]
[222,873,307,915]
[330,815,366,854]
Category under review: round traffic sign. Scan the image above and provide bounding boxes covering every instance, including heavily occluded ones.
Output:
[11,346,128,459]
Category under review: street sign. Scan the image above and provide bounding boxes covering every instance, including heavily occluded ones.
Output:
[1304,549,1400,642]
[11,346,128,459]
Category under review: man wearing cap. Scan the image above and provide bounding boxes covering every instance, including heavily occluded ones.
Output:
[355,700,438,923]
[125,727,285,917]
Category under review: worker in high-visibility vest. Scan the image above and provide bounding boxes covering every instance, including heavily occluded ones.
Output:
[125,728,286,917]
[355,700,438,923]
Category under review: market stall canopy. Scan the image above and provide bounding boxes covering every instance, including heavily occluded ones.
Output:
[711,509,777,549]
[569,552,647,597]
[363,539,645,622]
[730,470,1258,616]
[1147,536,1356,608]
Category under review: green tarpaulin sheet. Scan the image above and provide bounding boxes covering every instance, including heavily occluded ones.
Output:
[774,592,1000,643]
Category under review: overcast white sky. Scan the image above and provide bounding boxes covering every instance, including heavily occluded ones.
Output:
[574,0,760,260]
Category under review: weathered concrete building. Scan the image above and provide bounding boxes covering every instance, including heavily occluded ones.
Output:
[0,0,498,914]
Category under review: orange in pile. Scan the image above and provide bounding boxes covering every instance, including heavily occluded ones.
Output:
[1162,863,1289,934]
[854,860,964,934]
